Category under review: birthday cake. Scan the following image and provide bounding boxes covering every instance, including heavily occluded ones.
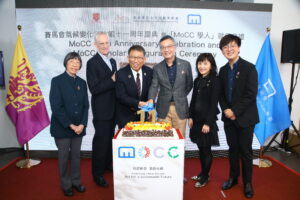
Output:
[122,122,174,137]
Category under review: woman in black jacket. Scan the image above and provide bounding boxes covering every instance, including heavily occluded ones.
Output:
[189,53,220,187]
[50,52,89,196]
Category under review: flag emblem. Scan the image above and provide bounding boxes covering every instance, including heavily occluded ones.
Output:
[6,58,45,112]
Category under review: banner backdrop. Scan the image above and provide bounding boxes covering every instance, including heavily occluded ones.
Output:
[16,6,271,150]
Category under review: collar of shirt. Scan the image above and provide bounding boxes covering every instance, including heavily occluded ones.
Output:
[228,58,239,70]
[165,57,177,68]
[65,71,77,79]
[130,67,143,86]
[98,52,113,71]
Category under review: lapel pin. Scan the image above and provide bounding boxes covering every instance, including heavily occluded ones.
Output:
[77,86,80,90]
[144,73,146,76]
[128,74,132,79]
[181,70,185,74]
[236,72,240,79]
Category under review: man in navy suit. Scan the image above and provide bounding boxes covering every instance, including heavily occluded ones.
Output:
[218,34,259,198]
[116,45,153,128]
[86,32,117,187]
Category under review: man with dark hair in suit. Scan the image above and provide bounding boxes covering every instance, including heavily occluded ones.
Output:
[86,32,117,188]
[116,45,153,128]
[148,35,193,137]
[218,34,259,198]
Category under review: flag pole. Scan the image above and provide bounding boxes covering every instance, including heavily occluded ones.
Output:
[14,25,42,168]
[253,27,273,168]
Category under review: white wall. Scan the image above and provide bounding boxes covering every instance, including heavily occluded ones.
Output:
[255,0,300,129]
[0,0,21,148]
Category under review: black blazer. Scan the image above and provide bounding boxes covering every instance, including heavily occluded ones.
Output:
[189,74,220,126]
[115,65,153,128]
[86,53,117,121]
[49,72,89,138]
[219,57,259,127]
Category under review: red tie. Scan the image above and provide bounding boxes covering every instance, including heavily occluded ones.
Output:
[136,73,141,97]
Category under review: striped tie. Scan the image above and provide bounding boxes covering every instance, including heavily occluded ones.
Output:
[136,73,141,97]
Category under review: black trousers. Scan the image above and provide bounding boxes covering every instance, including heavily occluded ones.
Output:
[224,123,254,184]
[92,119,115,178]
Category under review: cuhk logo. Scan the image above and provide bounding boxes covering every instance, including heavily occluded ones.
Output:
[187,14,201,25]
[93,13,100,22]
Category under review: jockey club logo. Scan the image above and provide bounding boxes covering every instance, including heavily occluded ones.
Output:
[93,13,100,22]
[6,58,44,112]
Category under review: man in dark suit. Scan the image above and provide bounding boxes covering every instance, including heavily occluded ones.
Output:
[86,32,117,187]
[116,45,153,128]
[218,34,259,198]
[148,35,193,137]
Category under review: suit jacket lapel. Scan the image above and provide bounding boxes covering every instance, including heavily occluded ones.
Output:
[173,58,182,89]
[223,64,230,98]
[125,66,138,96]
[110,58,117,72]
[160,61,172,89]
[96,53,112,72]
[232,59,242,94]
[141,67,148,97]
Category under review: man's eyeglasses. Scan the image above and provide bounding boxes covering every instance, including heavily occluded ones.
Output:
[222,44,238,51]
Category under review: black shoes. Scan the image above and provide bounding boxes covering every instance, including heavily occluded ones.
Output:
[63,185,85,196]
[222,178,238,190]
[195,176,209,188]
[72,184,86,193]
[63,188,73,197]
[94,176,109,187]
[244,183,254,198]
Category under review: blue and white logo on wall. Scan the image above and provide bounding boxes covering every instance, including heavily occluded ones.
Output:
[118,146,135,158]
[187,14,201,24]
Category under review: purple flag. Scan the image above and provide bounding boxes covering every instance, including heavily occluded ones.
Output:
[5,33,50,145]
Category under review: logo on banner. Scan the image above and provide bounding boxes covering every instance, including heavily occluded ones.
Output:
[261,79,276,99]
[187,14,201,25]
[114,15,130,23]
[118,146,135,158]
[168,146,179,158]
[138,146,151,158]
[93,13,100,22]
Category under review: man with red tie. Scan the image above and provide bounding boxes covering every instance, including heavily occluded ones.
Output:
[115,45,153,128]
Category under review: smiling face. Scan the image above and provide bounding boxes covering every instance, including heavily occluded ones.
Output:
[128,50,145,72]
[221,41,240,63]
[95,33,110,56]
[66,58,81,76]
[160,38,176,61]
[197,59,212,77]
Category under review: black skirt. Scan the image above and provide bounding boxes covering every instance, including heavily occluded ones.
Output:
[189,122,220,147]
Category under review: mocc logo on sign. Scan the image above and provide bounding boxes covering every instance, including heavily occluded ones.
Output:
[118,146,135,158]
[168,146,179,158]
[138,146,151,158]
[187,14,201,25]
